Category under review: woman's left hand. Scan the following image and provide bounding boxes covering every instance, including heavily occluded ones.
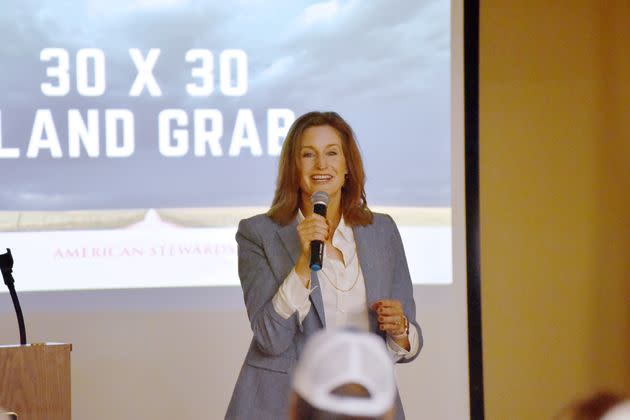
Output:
[371,299,410,350]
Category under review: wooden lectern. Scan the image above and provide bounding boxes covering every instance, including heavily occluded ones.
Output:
[0,343,72,420]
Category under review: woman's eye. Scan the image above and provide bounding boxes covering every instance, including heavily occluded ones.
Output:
[302,152,314,158]
[327,150,338,156]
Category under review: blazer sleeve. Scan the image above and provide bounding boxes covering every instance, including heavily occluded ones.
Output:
[236,218,302,357]
[386,214,424,363]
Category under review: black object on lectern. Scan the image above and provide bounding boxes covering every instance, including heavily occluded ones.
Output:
[0,248,27,345]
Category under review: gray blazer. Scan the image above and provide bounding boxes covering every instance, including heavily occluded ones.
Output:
[226,213,422,420]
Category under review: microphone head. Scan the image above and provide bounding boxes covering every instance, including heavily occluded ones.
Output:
[311,191,330,206]
[0,248,13,273]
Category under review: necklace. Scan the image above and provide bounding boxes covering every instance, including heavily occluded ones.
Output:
[321,258,361,293]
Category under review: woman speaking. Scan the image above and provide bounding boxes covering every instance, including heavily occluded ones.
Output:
[226,112,422,419]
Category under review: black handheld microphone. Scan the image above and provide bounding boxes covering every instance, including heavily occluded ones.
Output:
[309,191,329,271]
[0,248,27,345]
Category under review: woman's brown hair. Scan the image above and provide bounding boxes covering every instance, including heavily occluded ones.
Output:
[267,111,373,226]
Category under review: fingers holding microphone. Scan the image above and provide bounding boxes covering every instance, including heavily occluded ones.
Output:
[296,214,329,254]
[294,214,329,283]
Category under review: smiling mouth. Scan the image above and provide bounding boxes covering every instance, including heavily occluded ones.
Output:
[311,175,333,182]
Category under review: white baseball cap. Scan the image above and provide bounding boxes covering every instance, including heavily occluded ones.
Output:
[602,400,630,420]
[292,329,396,417]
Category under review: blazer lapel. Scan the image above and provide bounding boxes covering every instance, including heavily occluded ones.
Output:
[277,220,326,327]
[354,224,382,305]
[355,223,385,333]
[309,271,326,328]
[277,220,300,265]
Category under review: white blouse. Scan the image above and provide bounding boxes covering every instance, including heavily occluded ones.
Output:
[272,213,420,361]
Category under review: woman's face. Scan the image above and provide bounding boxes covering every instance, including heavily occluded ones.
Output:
[298,125,348,206]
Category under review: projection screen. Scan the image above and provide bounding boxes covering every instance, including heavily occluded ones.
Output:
[0,1,473,419]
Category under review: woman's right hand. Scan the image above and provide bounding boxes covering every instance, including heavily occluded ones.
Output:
[294,213,329,282]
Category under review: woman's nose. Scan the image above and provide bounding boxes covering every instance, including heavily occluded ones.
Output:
[315,154,326,169]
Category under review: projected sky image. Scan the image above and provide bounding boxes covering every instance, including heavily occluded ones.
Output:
[0,0,450,211]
